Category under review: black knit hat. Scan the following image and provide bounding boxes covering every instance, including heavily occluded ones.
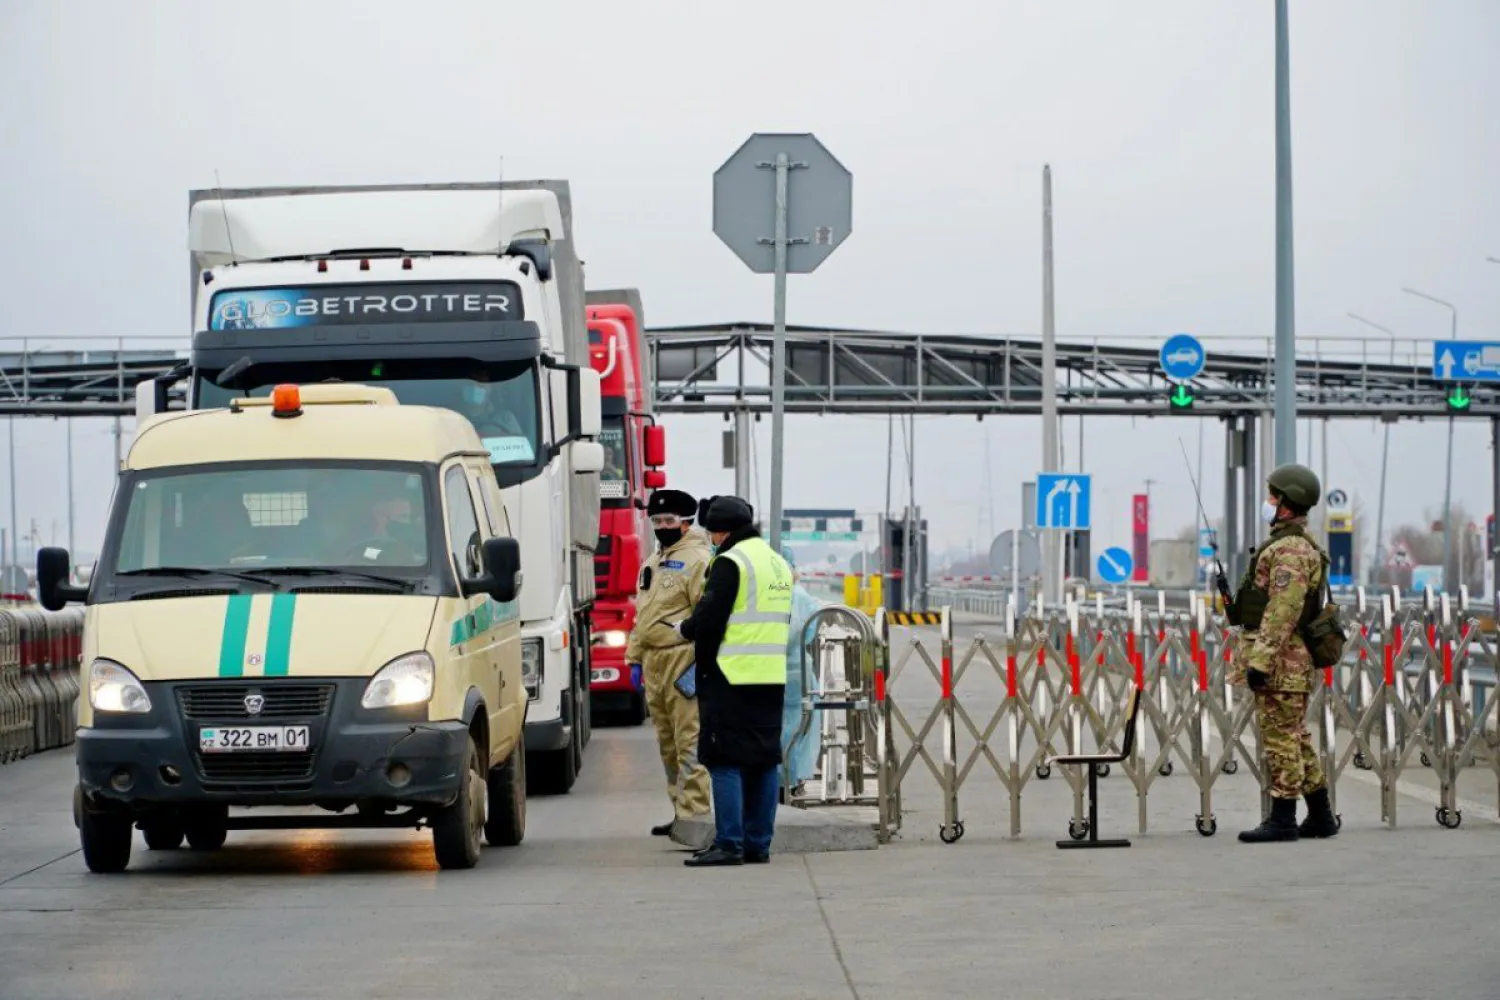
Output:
[701,495,754,532]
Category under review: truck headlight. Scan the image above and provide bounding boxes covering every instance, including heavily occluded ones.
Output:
[361,652,435,709]
[595,630,627,648]
[521,638,542,700]
[89,659,151,714]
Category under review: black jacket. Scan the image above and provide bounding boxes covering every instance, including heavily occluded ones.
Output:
[679,526,786,769]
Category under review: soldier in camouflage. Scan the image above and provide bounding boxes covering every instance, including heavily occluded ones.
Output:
[1234,463,1340,843]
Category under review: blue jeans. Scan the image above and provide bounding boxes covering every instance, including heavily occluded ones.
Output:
[709,764,779,856]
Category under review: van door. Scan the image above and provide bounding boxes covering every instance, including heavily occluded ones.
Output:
[467,460,522,752]
[440,462,502,754]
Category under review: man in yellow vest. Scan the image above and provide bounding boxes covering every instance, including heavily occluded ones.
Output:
[673,495,792,867]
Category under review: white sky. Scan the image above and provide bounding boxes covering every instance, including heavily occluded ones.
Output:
[2,0,1498,568]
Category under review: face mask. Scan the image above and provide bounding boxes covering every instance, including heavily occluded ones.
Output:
[1261,501,1279,526]
[654,527,683,549]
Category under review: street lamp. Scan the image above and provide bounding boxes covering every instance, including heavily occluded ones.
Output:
[1402,286,1458,588]
[1348,312,1399,585]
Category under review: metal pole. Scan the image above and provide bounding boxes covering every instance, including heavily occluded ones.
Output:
[767,151,790,552]
[1273,0,1297,465]
[66,418,74,554]
[883,413,893,586]
[1348,313,1399,580]
[733,406,751,499]
[1443,416,1455,590]
[1224,417,1240,581]
[1319,419,1329,544]
[1041,165,1061,604]
[7,417,15,576]
[904,416,915,610]
[1491,417,1499,601]
[1245,416,1260,553]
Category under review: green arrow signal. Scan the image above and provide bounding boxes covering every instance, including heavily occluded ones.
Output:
[1448,386,1472,411]
[1169,384,1195,408]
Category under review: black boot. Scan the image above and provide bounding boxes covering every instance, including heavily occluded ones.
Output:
[651,820,675,837]
[684,845,744,867]
[1238,796,1300,843]
[1298,786,1339,839]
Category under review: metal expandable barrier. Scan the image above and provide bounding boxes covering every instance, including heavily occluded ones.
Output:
[0,606,84,763]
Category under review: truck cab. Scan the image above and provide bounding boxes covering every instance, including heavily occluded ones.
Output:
[40,383,528,872]
[584,293,666,722]
[143,182,604,796]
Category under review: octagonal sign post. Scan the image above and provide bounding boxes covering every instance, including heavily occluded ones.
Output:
[713,133,853,550]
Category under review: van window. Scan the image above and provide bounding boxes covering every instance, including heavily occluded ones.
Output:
[443,466,483,579]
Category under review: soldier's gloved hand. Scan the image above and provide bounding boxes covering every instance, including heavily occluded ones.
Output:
[1245,667,1270,691]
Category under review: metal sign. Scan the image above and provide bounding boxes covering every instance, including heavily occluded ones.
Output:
[713,134,853,276]
[1432,341,1500,382]
[1327,488,1349,509]
[1328,513,1353,533]
[1097,546,1134,584]
[989,529,1042,578]
[713,133,854,555]
[1159,333,1206,382]
[1035,473,1091,530]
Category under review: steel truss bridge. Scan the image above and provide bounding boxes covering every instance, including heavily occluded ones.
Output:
[0,324,1495,421]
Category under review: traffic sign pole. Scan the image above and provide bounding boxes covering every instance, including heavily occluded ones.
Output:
[769,151,790,552]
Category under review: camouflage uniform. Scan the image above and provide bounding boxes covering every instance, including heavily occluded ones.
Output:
[1237,516,1326,800]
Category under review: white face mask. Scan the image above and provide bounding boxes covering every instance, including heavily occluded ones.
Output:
[1261,501,1279,525]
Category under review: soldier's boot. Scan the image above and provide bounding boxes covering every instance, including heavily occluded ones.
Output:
[1237,796,1300,843]
[1297,786,1339,839]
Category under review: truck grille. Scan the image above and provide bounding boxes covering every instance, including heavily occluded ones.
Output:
[177,684,334,721]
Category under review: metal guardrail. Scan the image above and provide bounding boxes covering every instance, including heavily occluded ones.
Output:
[0,605,84,763]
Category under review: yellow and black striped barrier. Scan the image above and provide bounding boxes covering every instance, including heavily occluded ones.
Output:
[885,611,943,627]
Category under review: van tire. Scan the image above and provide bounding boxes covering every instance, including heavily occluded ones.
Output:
[529,738,578,796]
[184,805,229,851]
[432,734,485,870]
[484,739,526,847]
[142,819,185,851]
[79,795,133,874]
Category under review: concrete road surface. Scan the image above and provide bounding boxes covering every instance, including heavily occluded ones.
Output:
[1,718,1496,999]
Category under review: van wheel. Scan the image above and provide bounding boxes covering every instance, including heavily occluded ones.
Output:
[79,794,133,874]
[183,805,229,851]
[142,819,185,851]
[433,734,485,870]
[484,739,526,847]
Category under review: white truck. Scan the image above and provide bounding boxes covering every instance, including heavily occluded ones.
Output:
[139,181,604,793]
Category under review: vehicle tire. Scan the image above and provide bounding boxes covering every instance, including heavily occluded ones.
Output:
[184,805,229,851]
[484,739,526,847]
[625,690,648,726]
[528,736,578,796]
[79,797,133,874]
[142,819,185,851]
[571,693,585,776]
[432,733,485,870]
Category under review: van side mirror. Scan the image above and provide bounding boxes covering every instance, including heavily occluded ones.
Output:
[36,547,88,612]
[461,537,523,603]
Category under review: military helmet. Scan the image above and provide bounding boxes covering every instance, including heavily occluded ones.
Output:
[1267,463,1321,510]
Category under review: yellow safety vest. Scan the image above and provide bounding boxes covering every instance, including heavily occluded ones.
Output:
[714,537,793,685]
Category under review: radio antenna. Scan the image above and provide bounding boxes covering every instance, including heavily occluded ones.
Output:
[496,155,505,255]
[214,168,239,265]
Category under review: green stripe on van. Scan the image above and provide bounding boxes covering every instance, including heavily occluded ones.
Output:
[218,594,253,678]
[263,593,297,677]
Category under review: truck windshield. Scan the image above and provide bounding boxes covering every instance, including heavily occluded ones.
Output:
[194,359,540,468]
[598,416,629,504]
[99,461,443,597]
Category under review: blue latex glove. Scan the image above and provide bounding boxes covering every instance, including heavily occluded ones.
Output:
[629,663,643,690]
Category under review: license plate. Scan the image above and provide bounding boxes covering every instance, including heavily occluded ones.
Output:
[199,726,311,753]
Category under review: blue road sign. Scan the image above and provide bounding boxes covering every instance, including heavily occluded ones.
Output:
[1432,341,1500,382]
[1097,546,1133,584]
[1035,473,1092,530]
[1159,333,1206,382]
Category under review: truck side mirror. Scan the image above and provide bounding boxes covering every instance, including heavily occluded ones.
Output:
[36,547,88,612]
[571,441,604,475]
[643,424,666,468]
[575,368,602,439]
[466,537,522,603]
[643,470,667,489]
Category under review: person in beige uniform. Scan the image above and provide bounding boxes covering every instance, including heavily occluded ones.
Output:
[627,489,713,837]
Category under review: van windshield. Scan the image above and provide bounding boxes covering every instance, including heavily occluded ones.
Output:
[100,461,443,596]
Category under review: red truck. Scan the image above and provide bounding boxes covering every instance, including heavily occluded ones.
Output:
[585,290,665,724]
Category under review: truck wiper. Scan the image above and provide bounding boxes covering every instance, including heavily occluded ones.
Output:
[116,566,281,588]
[240,566,414,590]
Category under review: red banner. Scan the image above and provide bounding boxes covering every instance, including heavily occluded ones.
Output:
[1131,494,1149,582]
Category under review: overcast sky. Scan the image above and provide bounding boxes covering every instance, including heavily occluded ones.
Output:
[2,0,1498,571]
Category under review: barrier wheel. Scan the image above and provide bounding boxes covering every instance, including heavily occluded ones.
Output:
[1035,763,1052,780]
[1221,759,1239,776]
[1093,763,1111,778]
[1334,814,1343,831]
[1436,807,1462,830]
[1195,815,1217,837]
[1420,752,1432,768]
[1158,761,1174,777]
[1068,818,1090,841]
[1353,752,1372,771]
[939,822,964,844]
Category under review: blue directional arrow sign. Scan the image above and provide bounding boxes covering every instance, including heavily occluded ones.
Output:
[1035,473,1091,530]
[1160,333,1207,382]
[1433,341,1500,382]
[1097,546,1133,584]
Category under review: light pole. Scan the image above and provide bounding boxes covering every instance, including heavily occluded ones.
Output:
[1348,312,1399,584]
[1403,286,1458,587]
[1272,0,1297,466]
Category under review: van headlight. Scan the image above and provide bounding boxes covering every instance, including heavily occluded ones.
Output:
[521,639,542,700]
[89,659,151,714]
[361,652,435,709]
